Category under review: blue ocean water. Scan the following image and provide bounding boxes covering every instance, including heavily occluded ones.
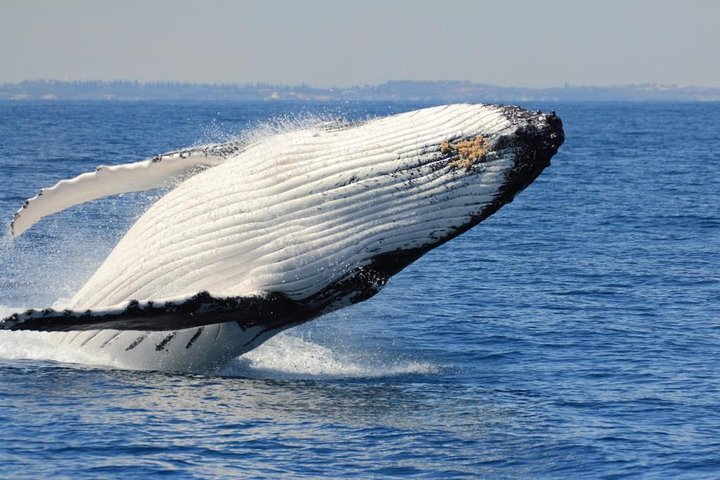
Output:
[0,100,718,478]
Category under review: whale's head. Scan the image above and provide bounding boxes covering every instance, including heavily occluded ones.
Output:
[341,104,564,285]
[441,106,563,218]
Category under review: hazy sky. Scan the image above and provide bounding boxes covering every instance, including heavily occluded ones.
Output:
[1,0,718,87]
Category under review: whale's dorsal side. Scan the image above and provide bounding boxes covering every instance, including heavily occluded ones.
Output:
[9,142,244,236]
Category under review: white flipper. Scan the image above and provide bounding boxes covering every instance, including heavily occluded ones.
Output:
[10,142,244,236]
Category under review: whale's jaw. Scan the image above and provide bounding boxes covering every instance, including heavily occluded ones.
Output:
[2,104,564,372]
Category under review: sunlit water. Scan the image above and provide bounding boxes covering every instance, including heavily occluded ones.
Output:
[0,101,718,478]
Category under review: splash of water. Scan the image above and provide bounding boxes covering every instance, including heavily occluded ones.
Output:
[224,331,439,380]
[0,304,115,368]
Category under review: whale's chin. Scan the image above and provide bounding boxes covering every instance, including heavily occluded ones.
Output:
[2,103,563,372]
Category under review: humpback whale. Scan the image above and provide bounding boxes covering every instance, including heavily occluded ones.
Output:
[1,104,563,372]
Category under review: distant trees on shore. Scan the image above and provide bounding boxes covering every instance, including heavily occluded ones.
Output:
[2,79,718,102]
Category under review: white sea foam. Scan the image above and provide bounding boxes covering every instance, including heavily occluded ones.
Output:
[0,312,114,368]
[224,331,439,380]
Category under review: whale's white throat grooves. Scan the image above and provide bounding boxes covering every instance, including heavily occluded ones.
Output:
[72,104,513,309]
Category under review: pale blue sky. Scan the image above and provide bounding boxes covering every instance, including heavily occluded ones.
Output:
[1,0,718,87]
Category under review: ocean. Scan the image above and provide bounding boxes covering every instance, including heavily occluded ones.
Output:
[0,100,718,478]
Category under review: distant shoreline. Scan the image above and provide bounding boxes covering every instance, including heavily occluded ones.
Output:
[2,80,719,102]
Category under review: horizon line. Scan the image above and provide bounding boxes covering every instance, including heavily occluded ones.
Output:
[3,79,720,90]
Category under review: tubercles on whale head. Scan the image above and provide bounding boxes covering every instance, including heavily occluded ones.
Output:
[487,107,564,198]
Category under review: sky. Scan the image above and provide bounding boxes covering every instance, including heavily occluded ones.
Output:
[1,0,718,88]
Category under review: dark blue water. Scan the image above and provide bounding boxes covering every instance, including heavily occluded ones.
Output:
[0,101,718,478]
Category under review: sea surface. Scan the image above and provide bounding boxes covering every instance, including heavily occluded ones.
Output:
[0,100,718,478]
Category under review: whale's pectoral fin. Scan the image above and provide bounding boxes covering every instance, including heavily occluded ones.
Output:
[0,291,313,333]
[10,141,245,236]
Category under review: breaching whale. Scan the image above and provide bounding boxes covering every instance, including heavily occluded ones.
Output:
[1,104,563,372]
